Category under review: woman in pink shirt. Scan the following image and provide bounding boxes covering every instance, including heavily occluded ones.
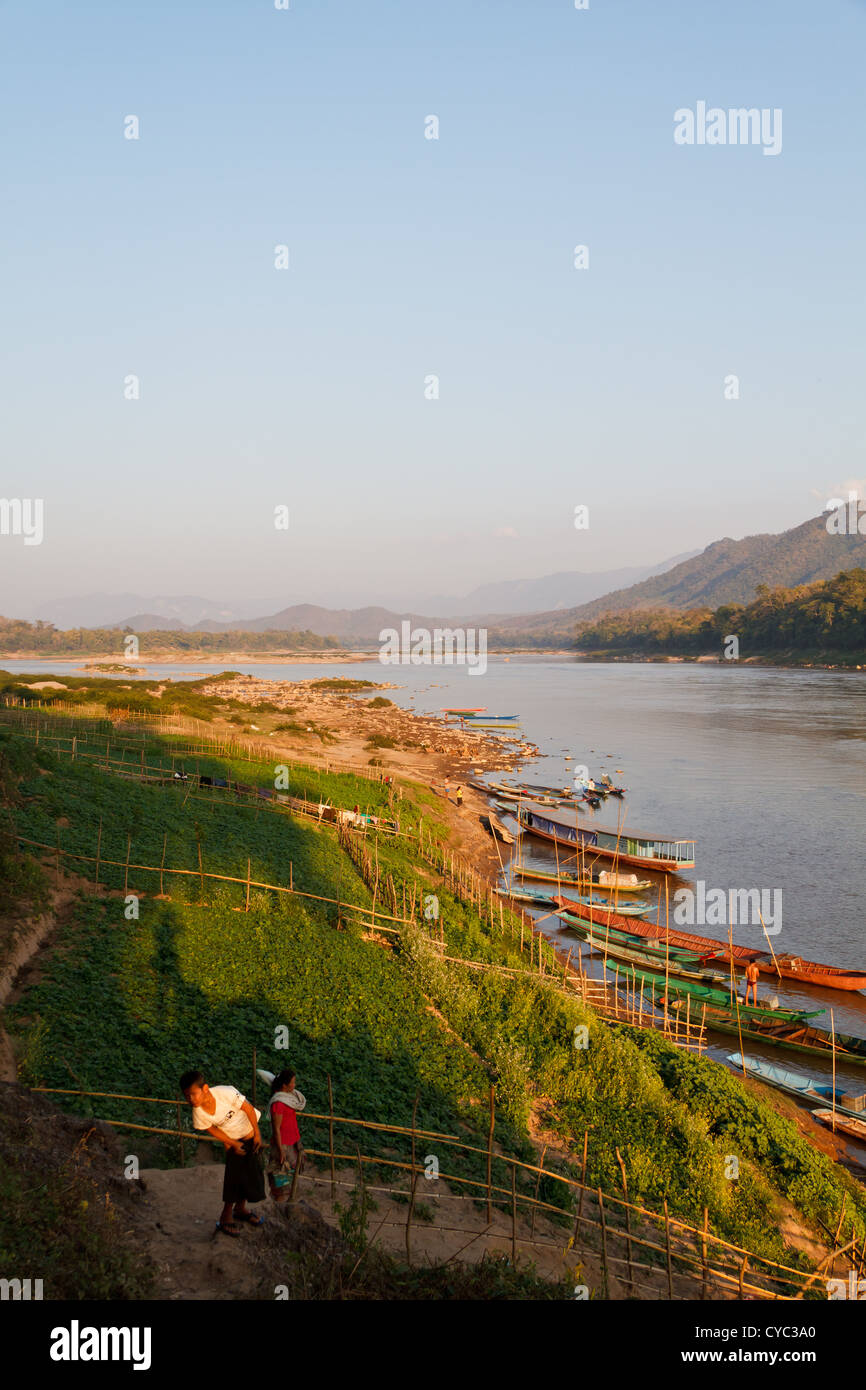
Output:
[267,1068,306,1201]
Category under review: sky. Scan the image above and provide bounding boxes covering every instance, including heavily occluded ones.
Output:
[1,0,864,617]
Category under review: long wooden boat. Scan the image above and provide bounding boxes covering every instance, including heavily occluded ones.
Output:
[504,781,600,807]
[520,890,651,917]
[517,866,653,893]
[560,913,715,964]
[559,902,866,994]
[612,963,820,1024]
[567,926,729,987]
[659,997,866,1065]
[728,1054,866,1118]
[462,713,518,722]
[813,1110,866,1142]
[520,803,695,872]
[485,813,515,846]
[581,777,625,798]
[505,889,555,907]
[442,707,486,714]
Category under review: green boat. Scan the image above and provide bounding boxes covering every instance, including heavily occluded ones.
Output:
[611,963,823,1026]
[569,928,722,984]
[665,1000,866,1066]
[559,912,710,965]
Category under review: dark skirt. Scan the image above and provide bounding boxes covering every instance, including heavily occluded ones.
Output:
[222,1138,265,1204]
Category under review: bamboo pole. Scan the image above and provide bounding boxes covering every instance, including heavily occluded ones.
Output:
[327,1074,336,1204]
[615,1146,634,1291]
[406,1094,419,1266]
[701,1206,709,1299]
[664,1198,674,1299]
[598,1187,609,1297]
[486,1084,495,1224]
[831,1009,837,1134]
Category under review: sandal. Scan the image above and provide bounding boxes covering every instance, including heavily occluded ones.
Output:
[232,1209,264,1226]
[216,1220,240,1237]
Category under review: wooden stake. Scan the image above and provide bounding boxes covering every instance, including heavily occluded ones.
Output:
[615,1147,634,1291]
[327,1074,336,1204]
[664,1198,674,1299]
[406,1094,419,1266]
[486,1084,495,1224]
[598,1187,609,1297]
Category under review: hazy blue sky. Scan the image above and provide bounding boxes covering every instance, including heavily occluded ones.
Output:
[2,0,864,615]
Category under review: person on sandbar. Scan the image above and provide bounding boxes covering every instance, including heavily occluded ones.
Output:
[180,1069,265,1237]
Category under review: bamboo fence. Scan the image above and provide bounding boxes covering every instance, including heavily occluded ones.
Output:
[31,1081,856,1301]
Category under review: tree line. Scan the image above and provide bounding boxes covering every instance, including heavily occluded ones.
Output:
[572,567,866,657]
[0,619,342,655]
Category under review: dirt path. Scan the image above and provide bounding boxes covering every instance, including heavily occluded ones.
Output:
[132,1158,600,1299]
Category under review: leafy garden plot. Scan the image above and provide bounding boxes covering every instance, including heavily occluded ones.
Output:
[3,721,866,1267]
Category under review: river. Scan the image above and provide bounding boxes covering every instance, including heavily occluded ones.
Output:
[5,655,866,1092]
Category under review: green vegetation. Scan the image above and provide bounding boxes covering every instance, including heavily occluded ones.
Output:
[1,694,864,1291]
[310,678,378,691]
[0,618,341,656]
[574,568,866,664]
[0,1088,154,1300]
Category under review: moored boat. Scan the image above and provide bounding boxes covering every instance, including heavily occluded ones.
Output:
[566,924,728,986]
[660,1000,866,1065]
[516,866,653,893]
[614,964,819,1024]
[485,813,515,846]
[813,1110,866,1142]
[559,913,714,963]
[518,806,696,872]
[727,1054,866,1118]
[562,906,866,994]
[516,890,651,918]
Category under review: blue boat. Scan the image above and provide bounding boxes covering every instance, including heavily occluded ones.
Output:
[728,1053,866,1118]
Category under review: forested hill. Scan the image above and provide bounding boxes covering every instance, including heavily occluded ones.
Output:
[492,512,866,637]
[572,567,866,661]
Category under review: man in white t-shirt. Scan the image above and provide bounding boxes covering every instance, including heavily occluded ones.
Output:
[180,1070,265,1237]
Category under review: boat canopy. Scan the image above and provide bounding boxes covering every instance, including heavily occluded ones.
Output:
[519,802,695,862]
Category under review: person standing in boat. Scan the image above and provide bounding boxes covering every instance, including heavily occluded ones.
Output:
[744,960,760,1007]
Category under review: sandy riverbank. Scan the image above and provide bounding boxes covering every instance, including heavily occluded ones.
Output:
[196,673,538,875]
[0,651,375,665]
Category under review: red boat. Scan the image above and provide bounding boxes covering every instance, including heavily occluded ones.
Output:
[552,900,866,993]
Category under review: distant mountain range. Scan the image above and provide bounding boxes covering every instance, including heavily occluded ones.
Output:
[21,514,865,647]
[30,594,289,631]
[408,552,697,616]
[29,554,694,633]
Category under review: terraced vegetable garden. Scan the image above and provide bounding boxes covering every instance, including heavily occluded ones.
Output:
[2,709,866,1278]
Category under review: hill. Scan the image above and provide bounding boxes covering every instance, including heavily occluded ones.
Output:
[1,692,865,1300]
[491,513,866,638]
